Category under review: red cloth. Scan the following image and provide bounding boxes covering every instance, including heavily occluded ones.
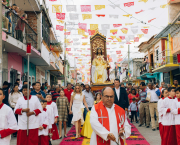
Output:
[23,95,32,100]
[51,123,59,140]
[15,109,22,115]
[159,123,164,145]
[17,128,39,145]
[38,135,49,145]
[163,125,177,145]
[34,109,41,116]
[167,108,171,113]
[42,124,47,129]
[0,128,17,138]
[47,101,52,105]
[176,125,180,145]
[128,94,139,104]
[15,17,26,31]
[64,89,73,102]
[0,103,4,109]
[94,101,125,145]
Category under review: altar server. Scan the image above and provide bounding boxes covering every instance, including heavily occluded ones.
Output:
[14,85,42,145]
[46,94,59,140]
[171,87,180,145]
[161,87,177,145]
[157,89,168,145]
[0,88,18,145]
[90,87,131,145]
[38,100,49,145]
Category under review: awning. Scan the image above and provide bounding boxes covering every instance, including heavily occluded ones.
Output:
[138,72,160,80]
[152,64,180,72]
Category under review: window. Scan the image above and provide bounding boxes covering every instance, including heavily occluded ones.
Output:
[156,49,159,61]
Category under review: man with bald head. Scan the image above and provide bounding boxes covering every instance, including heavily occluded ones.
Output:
[90,87,131,145]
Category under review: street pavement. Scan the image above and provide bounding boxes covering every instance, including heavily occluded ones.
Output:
[10,123,161,145]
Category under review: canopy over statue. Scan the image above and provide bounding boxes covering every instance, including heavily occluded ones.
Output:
[90,30,113,88]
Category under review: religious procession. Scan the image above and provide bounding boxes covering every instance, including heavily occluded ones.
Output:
[1,0,180,145]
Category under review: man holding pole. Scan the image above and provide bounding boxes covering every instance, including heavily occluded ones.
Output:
[14,84,42,145]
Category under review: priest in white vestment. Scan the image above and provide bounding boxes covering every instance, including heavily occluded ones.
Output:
[90,87,131,145]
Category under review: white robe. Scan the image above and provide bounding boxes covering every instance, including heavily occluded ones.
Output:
[14,95,43,130]
[157,98,164,123]
[171,98,180,125]
[38,110,49,136]
[0,104,18,145]
[46,102,58,125]
[90,104,131,145]
[161,97,175,126]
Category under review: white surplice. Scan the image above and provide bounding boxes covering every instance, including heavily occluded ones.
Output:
[38,110,49,136]
[46,102,58,125]
[0,104,18,145]
[90,104,131,145]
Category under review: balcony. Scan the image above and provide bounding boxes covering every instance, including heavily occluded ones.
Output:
[2,4,38,49]
[153,50,179,72]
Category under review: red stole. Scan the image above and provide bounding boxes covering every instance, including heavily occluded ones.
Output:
[94,101,125,145]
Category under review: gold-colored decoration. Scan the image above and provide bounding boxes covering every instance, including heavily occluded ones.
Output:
[92,38,104,53]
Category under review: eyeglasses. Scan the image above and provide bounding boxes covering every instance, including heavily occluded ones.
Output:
[104,95,114,99]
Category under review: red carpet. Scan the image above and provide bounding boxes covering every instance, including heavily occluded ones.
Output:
[60,121,150,145]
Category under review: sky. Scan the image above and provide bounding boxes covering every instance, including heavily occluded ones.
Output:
[45,0,168,82]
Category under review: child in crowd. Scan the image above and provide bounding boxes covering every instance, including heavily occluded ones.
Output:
[0,88,18,145]
[56,90,69,139]
[38,100,49,145]
[129,97,138,123]
[161,87,177,145]
[94,92,101,105]
[158,89,168,145]
[14,84,42,145]
[46,94,59,141]
[172,87,180,145]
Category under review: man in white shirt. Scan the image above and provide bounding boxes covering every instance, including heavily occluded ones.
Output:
[90,87,131,145]
[147,82,160,131]
[83,84,95,119]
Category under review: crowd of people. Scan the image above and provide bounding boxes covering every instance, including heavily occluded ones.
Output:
[2,0,27,42]
[0,78,180,145]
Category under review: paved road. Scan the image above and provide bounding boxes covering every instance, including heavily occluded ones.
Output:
[10,123,161,145]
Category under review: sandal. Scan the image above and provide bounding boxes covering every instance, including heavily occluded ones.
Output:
[59,136,62,139]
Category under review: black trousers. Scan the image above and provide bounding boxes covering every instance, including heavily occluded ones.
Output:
[131,111,137,122]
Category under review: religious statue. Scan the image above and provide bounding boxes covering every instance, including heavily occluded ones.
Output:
[91,48,110,84]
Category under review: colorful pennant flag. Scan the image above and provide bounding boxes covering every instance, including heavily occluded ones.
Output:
[110,4,120,9]
[131,28,138,34]
[66,48,71,51]
[112,43,117,45]
[64,32,70,35]
[101,24,110,29]
[137,34,144,39]
[82,42,88,45]
[94,5,105,10]
[138,0,148,3]
[81,5,91,12]
[110,29,118,35]
[90,24,98,30]
[113,24,122,27]
[134,37,139,42]
[109,15,119,19]
[123,14,132,17]
[57,20,64,24]
[124,2,134,7]
[96,14,105,17]
[116,50,121,54]
[135,9,144,14]
[141,29,148,34]
[56,25,64,31]
[160,4,168,8]
[88,29,96,35]
[56,13,65,20]
[78,23,87,31]
[116,38,122,42]
[119,45,124,48]
[148,18,156,23]
[49,0,57,1]
[121,28,128,34]
[125,23,133,26]
[119,36,125,40]
[82,14,92,20]
[78,29,85,35]
[52,5,62,13]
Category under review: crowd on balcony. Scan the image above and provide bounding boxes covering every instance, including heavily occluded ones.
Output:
[2,0,28,42]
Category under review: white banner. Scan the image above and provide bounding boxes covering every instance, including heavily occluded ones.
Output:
[73,38,79,41]
[125,36,130,42]
[69,13,79,20]
[66,5,77,12]
[67,27,76,31]
[101,24,110,30]
[109,15,119,19]
[99,30,107,36]
[74,42,80,45]
[131,28,138,34]
[109,4,120,9]
[128,35,134,40]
